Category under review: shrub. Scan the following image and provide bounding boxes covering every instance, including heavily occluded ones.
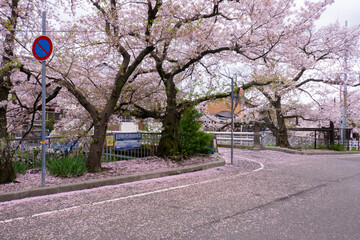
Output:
[46,155,87,177]
[329,143,345,151]
[317,144,328,150]
[179,107,213,156]
[12,161,27,175]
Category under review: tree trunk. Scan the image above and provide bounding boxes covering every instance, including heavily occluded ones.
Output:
[275,126,290,147]
[0,83,15,183]
[0,0,18,183]
[329,121,335,145]
[274,97,291,148]
[156,109,181,157]
[156,76,181,157]
[86,120,107,172]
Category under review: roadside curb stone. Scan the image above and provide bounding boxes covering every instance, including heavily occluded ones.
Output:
[219,144,360,155]
[0,157,225,203]
[263,146,360,155]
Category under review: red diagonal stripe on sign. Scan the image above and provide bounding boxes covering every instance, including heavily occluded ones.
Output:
[36,42,49,55]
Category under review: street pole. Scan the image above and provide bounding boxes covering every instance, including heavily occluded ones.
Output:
[342,86,347,147]
[231,77,234,165]
[341,20,348,149]
[41,11,46,187]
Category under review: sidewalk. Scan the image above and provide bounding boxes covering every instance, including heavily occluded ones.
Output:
[0,156,225,202]
[2,147,358,203]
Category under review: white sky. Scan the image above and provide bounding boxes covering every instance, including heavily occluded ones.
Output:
[296,0,360,27]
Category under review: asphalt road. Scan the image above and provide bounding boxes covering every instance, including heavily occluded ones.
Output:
[1,148,360,240]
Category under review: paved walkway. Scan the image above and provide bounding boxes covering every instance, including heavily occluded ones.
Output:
[0,156,225,202]
[1,147,358,202]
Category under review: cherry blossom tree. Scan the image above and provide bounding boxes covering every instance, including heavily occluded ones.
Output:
[0,0,65,182]
[118,0,338,156]
[43,0,348,163]
[2,0,355,180]
[36,0,163,172]
[246,23,360,147]
[298,79,360,136]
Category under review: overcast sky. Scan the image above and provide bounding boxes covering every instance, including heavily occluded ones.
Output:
[297,0,360,27]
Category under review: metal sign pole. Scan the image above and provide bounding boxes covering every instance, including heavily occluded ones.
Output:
[231,77,234,165]
[341,20,348,149]
[41,11,46,187]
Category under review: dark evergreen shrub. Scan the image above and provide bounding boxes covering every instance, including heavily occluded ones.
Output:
[179,107,213,156]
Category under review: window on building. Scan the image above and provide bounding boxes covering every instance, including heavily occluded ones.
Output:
[121,115,132,122]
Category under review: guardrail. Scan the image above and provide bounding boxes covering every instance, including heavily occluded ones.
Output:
[207,131,255,146]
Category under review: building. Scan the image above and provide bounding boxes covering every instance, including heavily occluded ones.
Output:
[201,97,256,131]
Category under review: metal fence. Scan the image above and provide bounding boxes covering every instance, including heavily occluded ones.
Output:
[349,140,360,150]
[288,136,327,149]
[262,132,358,150]
[8,133,161,170]
[333,139,359,151]
[10,131,357,170]
[9,136,90,168]
[9,138,42,169]
[211,131,360,150]
[9,131,257,170]
[102,132,160,162]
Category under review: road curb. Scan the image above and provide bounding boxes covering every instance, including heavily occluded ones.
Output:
[263,147,360,155]
[0,157,225,203]
[218,144,360,155]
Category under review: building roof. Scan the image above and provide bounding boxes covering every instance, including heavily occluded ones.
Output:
[214,111,238,119]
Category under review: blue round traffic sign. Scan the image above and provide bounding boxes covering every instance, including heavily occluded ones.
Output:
[32,36,53,61]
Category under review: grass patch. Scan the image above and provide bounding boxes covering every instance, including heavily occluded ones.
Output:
[46,155,87,177]
[265,144,276,147]
[316,144,328,150]
[12,161,27,175]
[329,143,345,151]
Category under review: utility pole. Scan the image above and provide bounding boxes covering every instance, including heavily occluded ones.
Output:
[341,21,348,148]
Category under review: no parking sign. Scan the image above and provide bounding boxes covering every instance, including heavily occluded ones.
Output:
[32,36,53,61]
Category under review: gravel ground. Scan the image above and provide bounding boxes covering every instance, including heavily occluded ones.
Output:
[0,154,223,193]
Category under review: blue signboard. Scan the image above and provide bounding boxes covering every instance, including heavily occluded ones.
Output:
[114,133,142,150]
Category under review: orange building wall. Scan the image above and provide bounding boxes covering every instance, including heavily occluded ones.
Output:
[205,99,245,117]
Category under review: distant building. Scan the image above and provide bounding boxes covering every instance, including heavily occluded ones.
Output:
[201,97,255,131]
[18,103,62,139]
[205,98,246,121]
